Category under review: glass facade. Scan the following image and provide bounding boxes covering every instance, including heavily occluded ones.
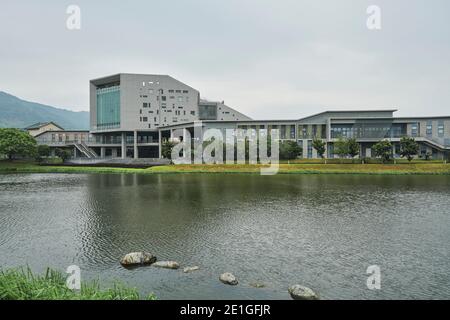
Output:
[331,123,407,139]
[96,85,120,129]
[198,105,217,120]
[298,124,326,139]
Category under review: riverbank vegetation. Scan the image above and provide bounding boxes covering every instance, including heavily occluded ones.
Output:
[0,267,156,300]
[1,160,449,175]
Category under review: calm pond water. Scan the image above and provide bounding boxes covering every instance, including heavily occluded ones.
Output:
[0,173,449,299]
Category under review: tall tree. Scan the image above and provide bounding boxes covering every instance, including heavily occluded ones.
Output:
[312,138,326,159]
[399,137,419,162]
[161,140,176,160]
[347,138,360,158]
[0,128,37,160]
[372,140,393,163]
[334,137,349,159]
[36,144,51,163]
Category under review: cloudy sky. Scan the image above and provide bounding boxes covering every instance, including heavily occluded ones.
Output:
[0,0,449,119]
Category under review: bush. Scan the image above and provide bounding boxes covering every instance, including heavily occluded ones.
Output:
[55,148,72,162]
[279,140,302,160]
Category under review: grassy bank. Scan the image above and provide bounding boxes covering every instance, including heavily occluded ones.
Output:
[1,160,450,175]
[0,267,155,300]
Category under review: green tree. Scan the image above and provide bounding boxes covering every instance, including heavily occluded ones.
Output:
[372,140,393,163]
[55,148,72,162]
[334,137,349,159]
[312,138,326,159]
[399,137,419,162]
[347,138,360,158]
[279,140,302,160]
[36,144,51,163]
[0,128,37,160]
[161,140,176,160]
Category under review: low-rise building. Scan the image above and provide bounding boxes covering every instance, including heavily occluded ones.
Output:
[24,122,64,137]
[34,74,450,161]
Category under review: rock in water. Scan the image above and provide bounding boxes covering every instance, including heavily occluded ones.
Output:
[120,252,156,266]
[219,272,238,285]
[152,261,180,269]
[183,266,200,273]
[288,285,319,300]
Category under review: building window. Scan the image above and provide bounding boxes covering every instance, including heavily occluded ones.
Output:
[143,117,148,122]
[438,122,444,137]
[169,90,174,93]
[280,125,286,139]
[411,123,419,137]
[183,90,188,93]
[426,122,432,136]
[161,96,166,101]
[290,126,296,139]
[190,111,195,115]
[176,90,181,93]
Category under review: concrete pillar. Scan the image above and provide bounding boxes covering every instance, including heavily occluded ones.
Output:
[100,147,106,158]
[302,139,308,159]
[134,130,138,159]
[182,128,187,158]
[73,147,77,158]
[158,131,162,158]
[121,132,126,159]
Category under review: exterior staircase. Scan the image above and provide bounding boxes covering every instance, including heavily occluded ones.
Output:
[75,142,98,158]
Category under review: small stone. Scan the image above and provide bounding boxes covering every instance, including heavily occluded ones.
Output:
[249,282,265,288]
[183,266,200,273]
[219,272,238,285]
[152,261,180,269]
[288,285,319,300]
[120,252,156,266]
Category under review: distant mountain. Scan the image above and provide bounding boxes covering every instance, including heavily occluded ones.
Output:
[0,91,89,130]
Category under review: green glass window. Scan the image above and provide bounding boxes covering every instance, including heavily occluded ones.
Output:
[96,86,120,129]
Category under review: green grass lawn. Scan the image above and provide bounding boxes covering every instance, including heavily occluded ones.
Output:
[0,267,156,300]
[1,160,450,175]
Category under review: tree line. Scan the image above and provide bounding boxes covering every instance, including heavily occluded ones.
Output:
[0,128,71,162]
[161,136,423,163]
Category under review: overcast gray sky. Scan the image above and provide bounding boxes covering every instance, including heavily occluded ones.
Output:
[0,0,449,119]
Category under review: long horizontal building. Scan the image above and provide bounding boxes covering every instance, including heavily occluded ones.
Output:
[34,73,450,160]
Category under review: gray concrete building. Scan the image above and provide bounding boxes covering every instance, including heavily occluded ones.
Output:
[34,74,450,161]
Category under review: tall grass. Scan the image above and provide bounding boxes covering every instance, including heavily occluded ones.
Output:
[0,267,156,300]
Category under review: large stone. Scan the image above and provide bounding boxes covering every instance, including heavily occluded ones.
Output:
[219,272,238,285]
[120,252,156,266]
[288,285,319,300]
[152,261,180,269]
[183,266,200,273]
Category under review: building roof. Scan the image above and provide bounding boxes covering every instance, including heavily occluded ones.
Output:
[24,121,64,130]
[34,129,89,138]
[297,109,398,121]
